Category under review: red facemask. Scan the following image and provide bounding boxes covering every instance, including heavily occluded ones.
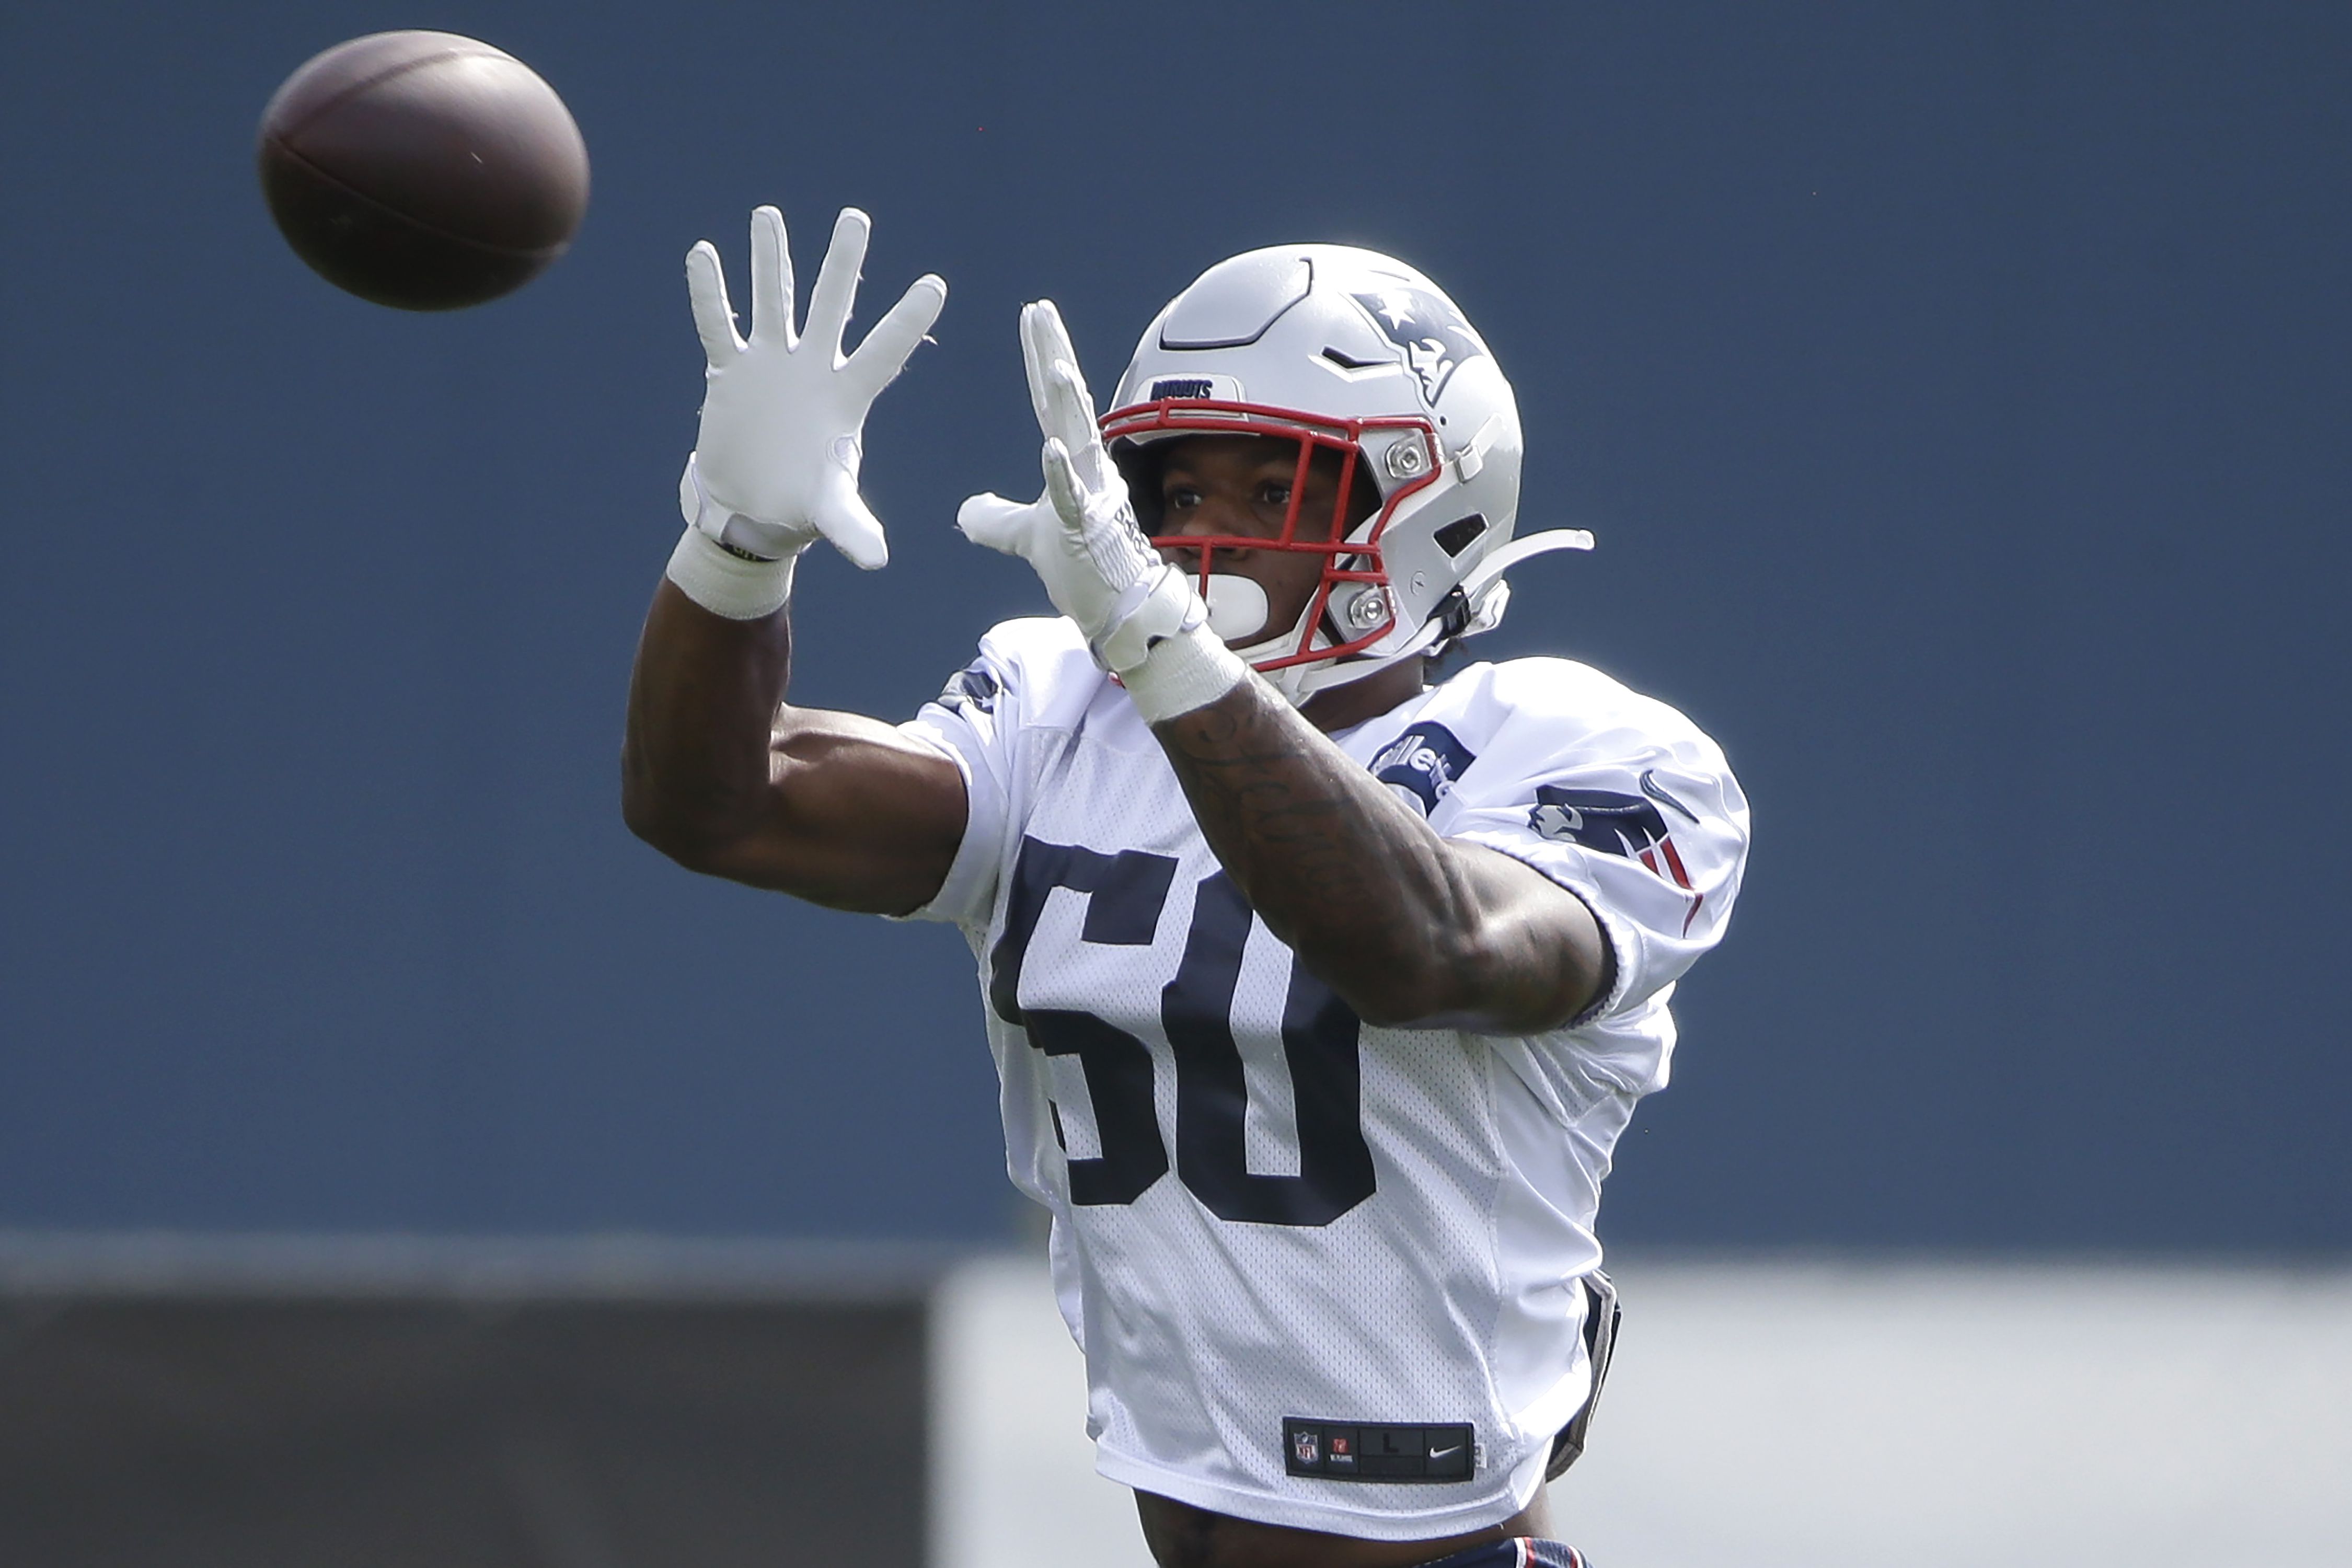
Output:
[1102,397,1444,672]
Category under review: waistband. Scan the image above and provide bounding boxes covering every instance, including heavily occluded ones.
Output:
[1414,1539,1589,1568]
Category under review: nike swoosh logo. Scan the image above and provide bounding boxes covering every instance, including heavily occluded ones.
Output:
[1640,768,1699,824]
[1427,1444,1462,1459]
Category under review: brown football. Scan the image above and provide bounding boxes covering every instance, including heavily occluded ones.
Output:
[258,31,590,310]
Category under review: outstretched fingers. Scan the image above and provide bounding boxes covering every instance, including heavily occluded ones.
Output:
[1042,358,1103,463]
[1017,303,1105,469]
[684,240,743,366]
[1041,437,1089,527]
[746,205,797,347]
[814,482,890,571]
[1017,303,1058,432]
[955,491,1040,556]
[845,274,948,401]
[1019,301,1094,435]
[804,208,873,360]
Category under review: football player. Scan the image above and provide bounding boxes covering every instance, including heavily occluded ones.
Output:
[624,206,1750,1568]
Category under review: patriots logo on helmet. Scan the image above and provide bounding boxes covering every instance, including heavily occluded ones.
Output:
[1529,783,1705,934]
[1350,286,1487,404]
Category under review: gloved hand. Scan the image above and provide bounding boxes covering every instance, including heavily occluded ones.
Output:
[682,206,946,569]
[956,301,1205,674]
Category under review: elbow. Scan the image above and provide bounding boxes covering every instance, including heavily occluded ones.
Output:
[620,771,733,875]
[621,792,696,868]
[619,763,668,852]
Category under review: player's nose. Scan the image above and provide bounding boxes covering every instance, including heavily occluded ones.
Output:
[1169,492,1255,540]
[1157,537,1213,579]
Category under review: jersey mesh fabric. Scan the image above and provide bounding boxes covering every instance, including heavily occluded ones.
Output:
[898,619,1748,1540]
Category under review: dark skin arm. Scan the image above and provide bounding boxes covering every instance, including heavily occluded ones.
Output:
[620,580,965,915]
[623,580,1607,1028]
[1151,657,1611,1035]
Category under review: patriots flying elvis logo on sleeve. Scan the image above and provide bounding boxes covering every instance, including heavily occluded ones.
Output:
[1348,286,1488,404]
[1529,772,1705,933]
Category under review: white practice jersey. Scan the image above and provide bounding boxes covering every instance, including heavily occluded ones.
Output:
[900,618,1749,1540]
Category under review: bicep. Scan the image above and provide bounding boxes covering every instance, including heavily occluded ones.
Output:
[699,708,969,915]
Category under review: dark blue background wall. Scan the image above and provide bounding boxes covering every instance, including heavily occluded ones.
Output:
[4,2,2346,1249]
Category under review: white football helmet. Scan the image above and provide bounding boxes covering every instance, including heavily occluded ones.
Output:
[1103,244,1592,702]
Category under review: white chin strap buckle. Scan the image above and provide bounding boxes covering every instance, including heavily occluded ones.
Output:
[1202,574,1267,641]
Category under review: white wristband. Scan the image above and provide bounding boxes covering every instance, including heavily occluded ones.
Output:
[1092,563,1205,675]
[1122,622,1250,724]
[665,525,799,620]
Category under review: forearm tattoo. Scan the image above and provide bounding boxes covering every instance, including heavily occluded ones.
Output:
[1156,683,1472,982]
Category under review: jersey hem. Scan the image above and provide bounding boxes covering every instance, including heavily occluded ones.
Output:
[1091,1443,1537,1543]
[885,721,997,926]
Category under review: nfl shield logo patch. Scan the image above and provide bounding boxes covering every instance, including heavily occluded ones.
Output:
[1292,1428,1321,1466]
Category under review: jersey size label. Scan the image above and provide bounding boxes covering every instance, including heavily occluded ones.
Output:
[1283,1419,1476,1482]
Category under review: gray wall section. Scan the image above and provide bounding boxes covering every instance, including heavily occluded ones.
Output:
[1,3,2347,1248]
[0,1239,938,1566]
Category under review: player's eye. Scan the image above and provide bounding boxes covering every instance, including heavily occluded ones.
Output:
[1258,482,1292,507]
[1164,485,1202,510]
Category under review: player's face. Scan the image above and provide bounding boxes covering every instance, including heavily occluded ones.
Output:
[1148,435,1373,645]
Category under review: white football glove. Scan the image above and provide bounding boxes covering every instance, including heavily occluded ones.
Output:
[956,302,1217,688]
[669,206,944,617]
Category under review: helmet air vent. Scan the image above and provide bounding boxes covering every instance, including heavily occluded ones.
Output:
[1320,346,1383,370]
[1434,514,1489,558]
